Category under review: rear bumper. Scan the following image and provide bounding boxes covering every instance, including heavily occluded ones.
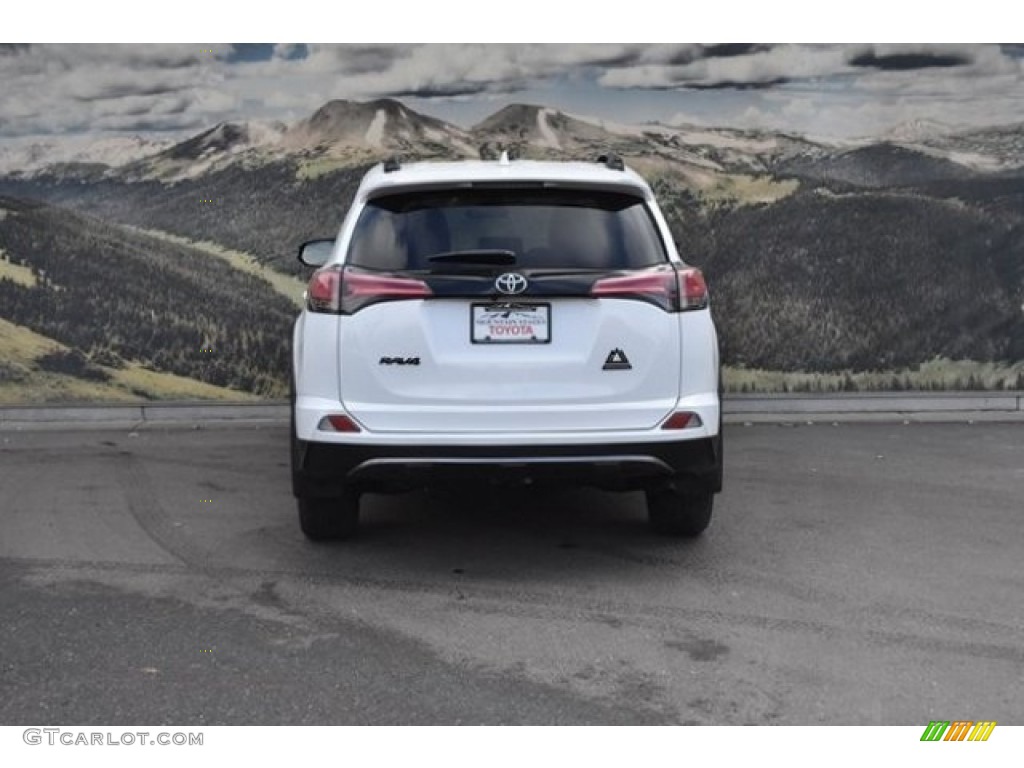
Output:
[293,393,721,445]
[293,436,722,497]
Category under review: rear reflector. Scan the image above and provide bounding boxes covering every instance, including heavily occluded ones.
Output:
[318,414,362,432]
[661,411,703,430]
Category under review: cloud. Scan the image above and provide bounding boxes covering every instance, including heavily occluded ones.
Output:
[701,44,775,60]
[0,44,231,137]
[849,51,970,70]
[677,77,790,91]
[262,44,750,101]
[386,83,495,99]
[709,80,1024,139]
[335,44,638,97]
[848,45,1023,101]
[599,45,851,90]
[599,44,1020,92]
[271,44,307,61]
[0,44,1021,142]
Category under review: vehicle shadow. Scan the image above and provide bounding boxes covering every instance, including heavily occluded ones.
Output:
[278,484,715,584]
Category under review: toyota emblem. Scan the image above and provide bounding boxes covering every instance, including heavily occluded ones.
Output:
[495,273,528,295]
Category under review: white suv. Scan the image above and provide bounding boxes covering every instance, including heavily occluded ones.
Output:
[291,154,722,540]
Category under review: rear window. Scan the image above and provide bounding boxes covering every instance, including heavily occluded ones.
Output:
[347,187,667,271]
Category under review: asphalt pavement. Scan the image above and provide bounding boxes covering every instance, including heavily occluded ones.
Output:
[1,422,1022,724]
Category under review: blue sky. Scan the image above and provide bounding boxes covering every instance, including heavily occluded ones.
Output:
[1,44,1023,142]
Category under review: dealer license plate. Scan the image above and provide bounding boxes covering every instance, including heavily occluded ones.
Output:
[471,303,551,344]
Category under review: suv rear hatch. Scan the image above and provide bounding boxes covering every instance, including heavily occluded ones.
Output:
[326,186,702,434]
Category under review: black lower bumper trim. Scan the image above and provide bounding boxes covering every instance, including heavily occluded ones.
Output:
[294,437,721,497]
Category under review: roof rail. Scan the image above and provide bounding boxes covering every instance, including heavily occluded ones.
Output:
[382,156,401,173]
[596,153,624,171]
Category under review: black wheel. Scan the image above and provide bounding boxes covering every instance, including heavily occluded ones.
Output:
[298,492,360,541]
[289,366,304,495]
[646,487,714,537]
[714,370,724,492]
[713,423,724,492]
[290,396,301,494]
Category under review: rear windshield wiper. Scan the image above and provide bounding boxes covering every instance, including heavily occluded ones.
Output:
[426,249,517,266]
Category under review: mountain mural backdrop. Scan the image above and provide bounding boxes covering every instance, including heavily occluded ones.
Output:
[1,98,1023,401]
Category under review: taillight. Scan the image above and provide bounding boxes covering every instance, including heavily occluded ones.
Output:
[590,265,709,312]
[340,268,432,314]
[306,267,432,315]
[677,267,709,311]
[590,266,679,311]
[306,266,342,313]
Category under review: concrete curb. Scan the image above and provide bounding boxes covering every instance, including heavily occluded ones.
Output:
[1,393,1021,430]
[724,392,1023,415]
[0,401,287,429]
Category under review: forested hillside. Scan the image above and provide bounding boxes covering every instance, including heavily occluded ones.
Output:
[3,162,368,277]
[686,189,1024,371]
[0,197,294,397]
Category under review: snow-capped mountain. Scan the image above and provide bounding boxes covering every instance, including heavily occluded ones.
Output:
[116,99,476,180]
[1,98,1021,182]
[472,103,614,151]
[0,134,172,175]
[851,119,1024,172]
[116,120,288,180]
[282,98,472,155]
[882,119,960,144]
[162,120,286,160]
[469,103,792,174]
[924,122,1024,171]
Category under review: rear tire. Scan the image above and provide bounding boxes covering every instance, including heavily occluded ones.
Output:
[714,370,724,492]
[713,426,724,492]
[647,487,713,537]
[290,414,303,497]
[289,366,303,496]
[298,492,360,541]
